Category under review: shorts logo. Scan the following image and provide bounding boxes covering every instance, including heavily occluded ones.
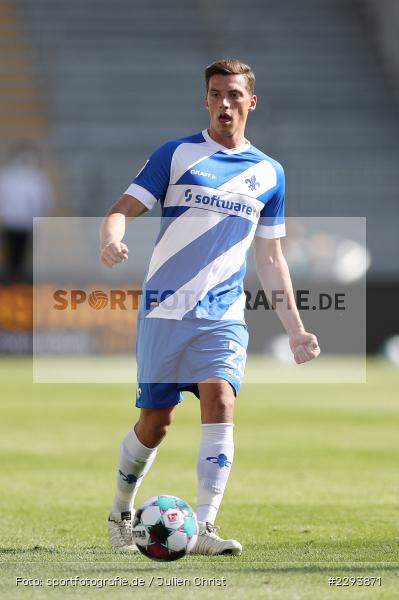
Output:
[206,453,231,468]
[245,175,260,191]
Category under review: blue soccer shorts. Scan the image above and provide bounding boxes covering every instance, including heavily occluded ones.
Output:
[135,318,249,409]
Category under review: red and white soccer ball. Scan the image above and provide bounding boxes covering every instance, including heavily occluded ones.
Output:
[132,495,198,561]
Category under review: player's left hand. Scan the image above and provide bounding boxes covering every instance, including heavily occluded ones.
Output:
[289,331,320,364]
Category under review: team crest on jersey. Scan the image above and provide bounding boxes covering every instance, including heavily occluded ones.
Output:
[245,175,260,191]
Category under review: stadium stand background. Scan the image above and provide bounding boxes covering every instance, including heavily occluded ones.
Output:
[1,0,398,354]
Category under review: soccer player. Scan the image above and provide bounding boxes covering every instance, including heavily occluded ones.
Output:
[100,59,320,555]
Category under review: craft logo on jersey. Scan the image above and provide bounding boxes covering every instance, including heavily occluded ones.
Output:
[245,175,260,191]
[190,168,217,180]
[206,453,232,468]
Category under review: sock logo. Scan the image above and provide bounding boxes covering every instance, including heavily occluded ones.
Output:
[118,470,142,484]
[206,453,231,468]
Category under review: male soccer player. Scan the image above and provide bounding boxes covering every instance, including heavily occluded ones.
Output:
[100,59,320,556]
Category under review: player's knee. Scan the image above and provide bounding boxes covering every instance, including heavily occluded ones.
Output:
[135,419,171,448]
[153,411,174,440]
[206,392,234,421]
[154,421,171,441]
[216,393,234,413]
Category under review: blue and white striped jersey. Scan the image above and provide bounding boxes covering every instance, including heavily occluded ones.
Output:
[126,129,285,322]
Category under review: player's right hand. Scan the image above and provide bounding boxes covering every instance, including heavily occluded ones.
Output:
[101,241,129,268]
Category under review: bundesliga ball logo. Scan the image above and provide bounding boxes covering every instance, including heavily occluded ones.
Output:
[87,290,108,310]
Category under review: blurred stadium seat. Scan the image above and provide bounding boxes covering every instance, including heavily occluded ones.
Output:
[1,0,398,354]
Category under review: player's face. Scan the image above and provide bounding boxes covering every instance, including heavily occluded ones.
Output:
[205,74,257,146]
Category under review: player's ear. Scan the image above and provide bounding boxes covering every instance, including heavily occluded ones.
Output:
[205,96,209,111]
[248,95,257,112]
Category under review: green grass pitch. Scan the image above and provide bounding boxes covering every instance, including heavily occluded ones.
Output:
[0,357,398,599]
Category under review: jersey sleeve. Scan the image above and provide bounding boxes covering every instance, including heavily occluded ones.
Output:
[125,142,177,210]
[255,162,286,239]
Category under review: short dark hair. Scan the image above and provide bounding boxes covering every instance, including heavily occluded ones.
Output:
[205,59,255,94]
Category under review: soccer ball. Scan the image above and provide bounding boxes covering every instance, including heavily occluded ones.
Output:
[132,495,198,561]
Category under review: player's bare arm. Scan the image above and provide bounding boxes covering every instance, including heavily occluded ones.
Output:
[254,236,320,364]
[100,194,147,268]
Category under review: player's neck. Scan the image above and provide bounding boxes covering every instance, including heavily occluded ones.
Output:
[207,128,247,150]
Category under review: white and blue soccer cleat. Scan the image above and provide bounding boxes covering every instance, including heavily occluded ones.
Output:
[108,510,139,551]
[191,521,242,556]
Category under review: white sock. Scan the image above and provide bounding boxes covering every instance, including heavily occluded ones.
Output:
[111,427,158,514]
[196,423,234,525]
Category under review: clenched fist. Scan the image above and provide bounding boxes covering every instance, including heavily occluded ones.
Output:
[101,241,129,268]
[289,331,320,364]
